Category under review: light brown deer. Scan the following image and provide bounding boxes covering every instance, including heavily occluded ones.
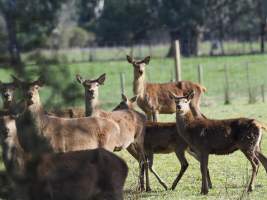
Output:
[0,115,128,200]
[77,74,149,191]
[12,76,121,153]
[126,55,206,121]
[144,121,212,191]
[170,90,267,195]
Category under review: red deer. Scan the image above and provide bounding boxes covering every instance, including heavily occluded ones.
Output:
[77,74,148,191]
[0,115,128,200]
[126,55,206,121]
[170,90,267,194]
[0,80,18,111]
[11,76,121,153]
[144,121,212,191]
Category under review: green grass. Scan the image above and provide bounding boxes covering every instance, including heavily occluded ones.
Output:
[1,54,267,199]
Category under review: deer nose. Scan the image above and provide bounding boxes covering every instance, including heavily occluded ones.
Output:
[27,92,33,98]
[177,105,181,110]
[3,93,9,98]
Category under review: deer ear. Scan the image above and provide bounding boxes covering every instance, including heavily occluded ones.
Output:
[97,73,106,85]
[35,77,44,87]
[130,96,137,103]
[76,74,84,84]
[186,90,195,100]
[143,56,150,64]
[169,91,179,100]
[11,75,22,85]
[126,55,133,63]
[121,93,128,102]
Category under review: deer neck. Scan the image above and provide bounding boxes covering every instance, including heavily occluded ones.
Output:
[85,91,99,117]
[2,129,30,181]
[3,100,13,110]
[176,111,195,138]
[16,98,46,153]
[133,71,146,97]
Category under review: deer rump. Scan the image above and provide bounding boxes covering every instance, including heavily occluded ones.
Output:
[29,148,128,200]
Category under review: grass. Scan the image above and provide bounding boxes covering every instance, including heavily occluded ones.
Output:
[1,53,267,199]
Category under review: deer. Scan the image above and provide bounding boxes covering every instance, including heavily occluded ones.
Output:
[126,55,206,121]
[0,115,128,200]
[0,80,18,111]
[144,121,212,191]
[114,98,213,191]
[0,80,19,197]
[11,75,122,153]
[76,74,149,191]
[170,90,267,195]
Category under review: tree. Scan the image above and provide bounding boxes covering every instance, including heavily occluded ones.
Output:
[90,0,157,44]
[0,0,65,75]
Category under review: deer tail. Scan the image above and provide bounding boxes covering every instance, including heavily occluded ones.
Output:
[201,86,207,93]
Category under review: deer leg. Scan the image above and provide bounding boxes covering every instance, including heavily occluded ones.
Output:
[200,153,209,195]
[171,149,189,190]
[152,111,158,122]
[243,151,259,192]
[146,113,153,122]
[147,153,168,191]
[187,148,212,189]
[127,145,145,192]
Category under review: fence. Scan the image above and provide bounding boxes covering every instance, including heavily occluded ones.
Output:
[20,58,265,112]
[22,40,267,64]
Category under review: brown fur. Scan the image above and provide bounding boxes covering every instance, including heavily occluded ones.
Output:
[77,74,148,191]
[12,77,121,154]
[45,107,85,118]
[0,116,128,200]
[144,121,212,190]
[171,91,267,194]
[127,55,206,121]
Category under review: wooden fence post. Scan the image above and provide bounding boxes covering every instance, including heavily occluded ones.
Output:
[261,84,265,102]
[174,40,182,81]
[120,72,125,95]
[224,64,230,104]
[197,64,203,85]
[246,63,255,104]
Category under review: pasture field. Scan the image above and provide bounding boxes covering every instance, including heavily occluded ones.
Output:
[0,54,267,199]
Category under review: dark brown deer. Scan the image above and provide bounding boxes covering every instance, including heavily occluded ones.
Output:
[77,74,149,191]
[144,121,212,191]
[170,90,267,195]
[0,80,18,111]
[126,55,206,121]
[0,115,128,200]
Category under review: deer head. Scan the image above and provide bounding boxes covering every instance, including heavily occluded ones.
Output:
[170,90,195,116]
[76,73,106,100]
[0,80,18,107]
[113,94,137,111]
[126,55,150,78]
[12,76,44,106]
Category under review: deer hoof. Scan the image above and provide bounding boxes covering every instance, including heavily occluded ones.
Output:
[201,189,208,195]
[145,187,152,192]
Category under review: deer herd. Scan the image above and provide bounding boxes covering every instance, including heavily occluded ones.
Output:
[0,55,266,199]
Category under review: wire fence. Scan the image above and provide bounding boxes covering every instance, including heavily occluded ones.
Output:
[22,40,267,64]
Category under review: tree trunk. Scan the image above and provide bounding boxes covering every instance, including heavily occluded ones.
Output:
[260,19,266,53]
[4,12,24,75]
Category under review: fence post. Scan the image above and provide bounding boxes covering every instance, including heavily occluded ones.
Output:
[246,63,255,104]
[224,64,230,104]
[174,40,182,81]
[120,72,125,95]
[197,64,203,85]
[261,84,265,102]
